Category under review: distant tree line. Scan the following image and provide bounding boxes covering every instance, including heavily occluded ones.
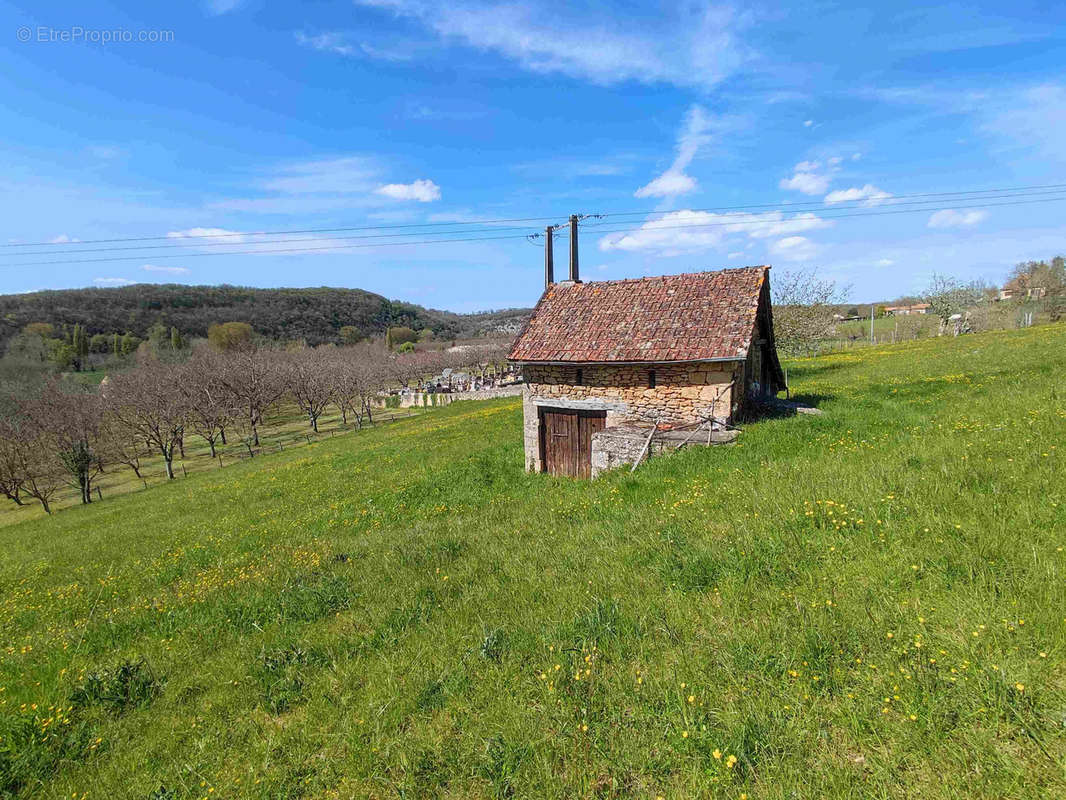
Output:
[4,320,188,377]
[0,334,510,514]
[0,283,532,352]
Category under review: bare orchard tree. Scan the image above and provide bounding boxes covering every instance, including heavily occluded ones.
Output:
[20,381,109,505]
[283,346,335,432]
[108,362,188,480]
[215,345,285,448]
[923,274,988,335]
[0,405,30,507]
[328,343,389,427]
[0,413,64,513]
[389,348,444,391]
[178,355,234,458]
[771,269,850,357]
[101,414,149,479]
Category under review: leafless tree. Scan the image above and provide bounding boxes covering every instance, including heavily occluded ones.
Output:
[178,355,234,457]
[324,344,385,427]
[0,410,65,513]
[101,415,149,479]
[389,348,444,391]
[107,362,187,480]
[20,381,109,504]
[0,422,26,506]
[283,346,335,432]
[771,269,850,356]
[215,345,285,447]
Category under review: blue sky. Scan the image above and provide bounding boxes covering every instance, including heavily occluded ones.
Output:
[1,0,1064,310]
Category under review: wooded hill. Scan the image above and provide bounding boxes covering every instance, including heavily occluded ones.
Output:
[0,284,532,348]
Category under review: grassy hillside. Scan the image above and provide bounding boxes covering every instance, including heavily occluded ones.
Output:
[1,325,1063,799]
[0,284,531,347]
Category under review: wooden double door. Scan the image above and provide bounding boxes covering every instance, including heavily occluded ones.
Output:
[539,407,606,478]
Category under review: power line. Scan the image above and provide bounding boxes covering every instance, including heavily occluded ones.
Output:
[7,194,1066,269]
[5,181,1066,249]
[5,187,1063,259]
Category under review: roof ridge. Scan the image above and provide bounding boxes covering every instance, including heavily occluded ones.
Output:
[557,265,770,289]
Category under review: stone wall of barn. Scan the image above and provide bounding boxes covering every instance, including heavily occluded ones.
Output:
[521,363,741,473]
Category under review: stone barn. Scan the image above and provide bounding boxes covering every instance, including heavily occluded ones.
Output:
[508,265,785,478]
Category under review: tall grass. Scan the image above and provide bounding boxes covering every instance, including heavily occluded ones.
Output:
[0,324,1063,798]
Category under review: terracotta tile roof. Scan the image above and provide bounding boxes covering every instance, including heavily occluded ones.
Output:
[509,266,770,363]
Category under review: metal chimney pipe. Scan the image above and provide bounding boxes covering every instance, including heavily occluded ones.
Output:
[544,226,554,290]
[569,214,579,282]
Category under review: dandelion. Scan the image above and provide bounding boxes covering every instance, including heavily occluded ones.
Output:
[713,748,722,760]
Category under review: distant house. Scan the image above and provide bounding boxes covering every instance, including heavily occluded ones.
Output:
[884,303,930,316]
[996,287,1046,301]
[508,264,785,478]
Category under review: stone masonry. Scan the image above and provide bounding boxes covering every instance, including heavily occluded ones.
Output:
[521,363,741,473]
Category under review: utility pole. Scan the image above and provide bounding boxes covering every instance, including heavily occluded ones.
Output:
[870,304,875,344]
[569,214,579,282]
[544,225,554,290]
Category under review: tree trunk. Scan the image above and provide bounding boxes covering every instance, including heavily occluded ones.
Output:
[310,413,318,433]
[162,445,175,480]
[38,495,51,514]
[207,438,217,458]
[220,426,227,445]
[79,468,91,504]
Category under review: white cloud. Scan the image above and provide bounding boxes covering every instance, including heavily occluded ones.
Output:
[165,227,339,256]
[599,209,831,255]
[374,179,442,202]
[779,161,832,195]
[769,236,819,261]
[824,184,892,205]
[877,258,895,266]
[211,157,444,214]
[295,31,357,57]
[635,105,724,198]
[49,234,78,244]
[142,265,191,274]
[205,0,243,15]
[295,31,415,61]
[353,0,748,90]
[635,171,698,199]
[780,170,829,195]
[803,119,813,128]
[927,209,988,228]
[93,277,134,287]
[168,227,244,242]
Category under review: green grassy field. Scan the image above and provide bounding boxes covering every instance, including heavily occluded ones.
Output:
[1,325,1064,799]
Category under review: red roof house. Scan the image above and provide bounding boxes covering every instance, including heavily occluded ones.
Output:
[509,265,785,477]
